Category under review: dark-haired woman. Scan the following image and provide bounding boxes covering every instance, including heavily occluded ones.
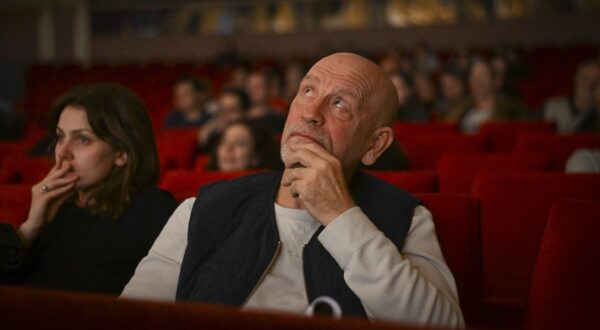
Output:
[206,120,283,172]
[0,84,177,294]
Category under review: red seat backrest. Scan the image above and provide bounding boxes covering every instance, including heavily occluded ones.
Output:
[393,122,459,141]
[0,286,425,330]
[0,184,32,228]
[367,171,437,193]
[156,129,198,171]
[437,152,553,193]
[0,157,52,184]
[471,172,600,311]
[418,193,483,325]
[398,134,489,170]
[515,132,600,169]
[525,199,600,330]
[159,170,263,202]
[478,122,555,152]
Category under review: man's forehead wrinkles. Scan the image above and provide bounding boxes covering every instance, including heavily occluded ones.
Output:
[309,66,370,96]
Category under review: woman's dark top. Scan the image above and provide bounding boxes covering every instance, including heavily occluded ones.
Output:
[0,187,177,295]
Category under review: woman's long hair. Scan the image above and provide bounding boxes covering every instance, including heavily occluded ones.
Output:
[48,83,160,218]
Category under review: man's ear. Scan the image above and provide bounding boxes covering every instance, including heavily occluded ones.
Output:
[361,127,394,166]
[114,151,129,167]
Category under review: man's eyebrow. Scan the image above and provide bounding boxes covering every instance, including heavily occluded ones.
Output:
[302,74,320,83]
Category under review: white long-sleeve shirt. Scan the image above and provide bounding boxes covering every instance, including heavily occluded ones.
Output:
[121,198,465,329]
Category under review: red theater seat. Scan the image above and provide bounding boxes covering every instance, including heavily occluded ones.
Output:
[0,157,52,184]
[398,134,488,170]
[437,153,552,193]
[418,193,483,325]
[471,172,600,319]
[478,122,555,152]
[515,132,600,169]
[393,122,459,140]
[525,199,600,330]
[367,171,437,193]
[156,129,198,171]
[159,170,263,202]
[0,184,31,228]
[0,286,424,330]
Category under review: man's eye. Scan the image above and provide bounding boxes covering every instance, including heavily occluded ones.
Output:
[333,99,346,108]
[304,87,314,96]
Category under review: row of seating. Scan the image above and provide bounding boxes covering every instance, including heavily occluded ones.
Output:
[1,195,597,329]
[2,123,596,177]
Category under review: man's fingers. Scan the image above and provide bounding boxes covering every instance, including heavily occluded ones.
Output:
[284,147,322,169]
[289,142,336,161]
[281,167,307,186]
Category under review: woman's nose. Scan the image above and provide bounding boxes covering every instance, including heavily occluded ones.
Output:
[55,140,73,160]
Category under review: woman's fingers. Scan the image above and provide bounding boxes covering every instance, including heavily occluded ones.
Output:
[39,174,78,193]
[41,181,76,200]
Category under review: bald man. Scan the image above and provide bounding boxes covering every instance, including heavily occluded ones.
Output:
[122,53,465,329]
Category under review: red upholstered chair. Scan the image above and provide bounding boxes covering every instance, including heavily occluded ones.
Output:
[478,122,555,152]
[367,171,437,193]
[471,172,600,325]
[0,184,31,228]
[398,134,488,170]
[0,157,52,184]
[156,129,198,171]
[193,154,212,171]
[514,132,600,169]
[418,193,483,326]
[159,170,263,202]
[525,199,600,330]
[437,152,552,193]
[393,122,459,141]
[0,286,425,330]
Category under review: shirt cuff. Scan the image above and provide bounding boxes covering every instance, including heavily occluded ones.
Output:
[317,206,381,268]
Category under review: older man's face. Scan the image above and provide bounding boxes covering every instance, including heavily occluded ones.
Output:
[280,55,379,170]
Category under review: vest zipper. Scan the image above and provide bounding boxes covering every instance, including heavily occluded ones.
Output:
[242,240,281,305]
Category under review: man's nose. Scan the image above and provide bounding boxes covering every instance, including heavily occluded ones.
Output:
[301,101,324,126]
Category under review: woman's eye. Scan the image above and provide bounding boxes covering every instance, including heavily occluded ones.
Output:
[78,136,91,144]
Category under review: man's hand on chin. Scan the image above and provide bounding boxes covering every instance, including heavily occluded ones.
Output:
[280,142,356,226]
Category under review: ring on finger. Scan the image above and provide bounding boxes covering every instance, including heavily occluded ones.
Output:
[42,184,50,192]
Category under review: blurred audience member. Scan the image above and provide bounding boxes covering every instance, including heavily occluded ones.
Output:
[543,59,600,133]
[165,75,213,129]
[228,64,250,90]
[389,70,427,122]
[413,71,438,119]
[198,87,250,151]
[447,46,472,73]
[436,67,467,119]
[0,84,176,294]
[566,148,600,173]
[283,61,307,104]
[205,120,282,172]
[491,47,527,99]
[380,49,414,75]
[265,67,289,113]
[245,70,286,134]
[414,41,440,74]
[445,57,529,133]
